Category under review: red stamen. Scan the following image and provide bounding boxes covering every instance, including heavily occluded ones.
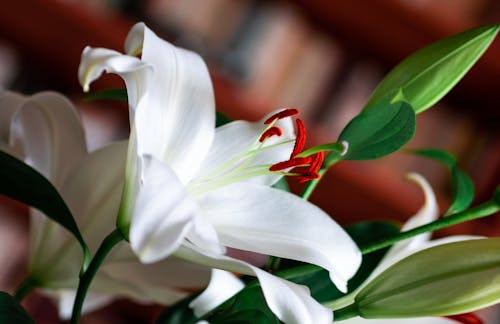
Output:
[307,151,325,173]
[297,171,321,183]
[445,313,483,324]
[259,126,283,142]
[269,157,313,172]
[264,108,300,124]
[291,118,306,158]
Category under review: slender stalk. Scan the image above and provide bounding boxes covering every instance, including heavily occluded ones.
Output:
[360,199,499,254]
[333,303,359,321]
[13,277,38,302]
[70,229,124,324]
[301,152,342,200]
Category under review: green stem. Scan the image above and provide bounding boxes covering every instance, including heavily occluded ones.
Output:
[13,277,38,302]
[333,303,359,321]
[301,152,342,200]
[70,229,124,324]
[360,199,499,254]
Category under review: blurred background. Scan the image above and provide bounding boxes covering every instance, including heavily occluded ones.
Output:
[0,0,499,322]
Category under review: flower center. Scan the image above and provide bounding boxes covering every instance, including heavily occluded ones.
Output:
[187,109,326,196]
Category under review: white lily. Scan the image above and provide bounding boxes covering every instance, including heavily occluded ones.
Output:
[0,91,211,318]
[79,22,362,323]
[327,172,482,323]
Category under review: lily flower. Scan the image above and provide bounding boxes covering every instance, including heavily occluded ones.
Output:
[79,22,361,323]
[327,172,482,323]
[0,91,211,318]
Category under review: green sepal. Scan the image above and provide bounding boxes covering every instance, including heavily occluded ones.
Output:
[355,238,500,318]
[338,92,416,160]
[0,151,90,272]
[365,24,499,113]
[0,291,35,324]
[409,148,474,215]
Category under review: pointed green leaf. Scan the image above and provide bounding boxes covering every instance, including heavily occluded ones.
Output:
[409,148,474,215]
[366,24,499,113]
[0,292,34,324]
[355,238,500,318]
[0,151,89,271]
[85,88,128,102]
[338,93,416,160]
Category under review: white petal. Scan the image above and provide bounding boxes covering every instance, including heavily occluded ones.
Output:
[0,91,25,146]
[11,91,87,187]
[176,244,333,324]
[105,243,211,289]
[78,46,153,119]
[30,142,128,282]
[96,247,211,305]
[384,172,438,260]
[194,110,295,187]
[189,269,244,317]
[127,23,215,184]
[54,289,113,320]
[130,155,199,263]
[197,182,361,292]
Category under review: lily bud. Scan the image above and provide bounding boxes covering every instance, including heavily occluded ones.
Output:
[354,238,500,318]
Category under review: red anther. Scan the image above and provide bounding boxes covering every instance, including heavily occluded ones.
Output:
[269,157,312,172]
[291,118,306,158]
[259,126,283,142]
[307,151,325,173]
[445,313,483,324]
[264,108,300,124]
[297,171,320,183]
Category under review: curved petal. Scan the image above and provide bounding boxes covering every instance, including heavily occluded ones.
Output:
[10,91,87,187]
[0,91,25,146]
[197,182,361,292]
[30,142,128,283]
[193,111,295,188]
[78,46,153,120]
[125,23,215,184]
[383,173,439,262]
[176,244,333,324]
[130,155,206,263]
[189,269,244,317]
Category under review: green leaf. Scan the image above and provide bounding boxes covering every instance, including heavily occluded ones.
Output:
[409,148,474,215]
[0,291,34,324]
[0,151,90,271]
[338,93,416,160]
[205,286,280,324]
[355,238,500,318]
[365,24,499,113]
[85,88,128,102]
[155,294,199,324]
